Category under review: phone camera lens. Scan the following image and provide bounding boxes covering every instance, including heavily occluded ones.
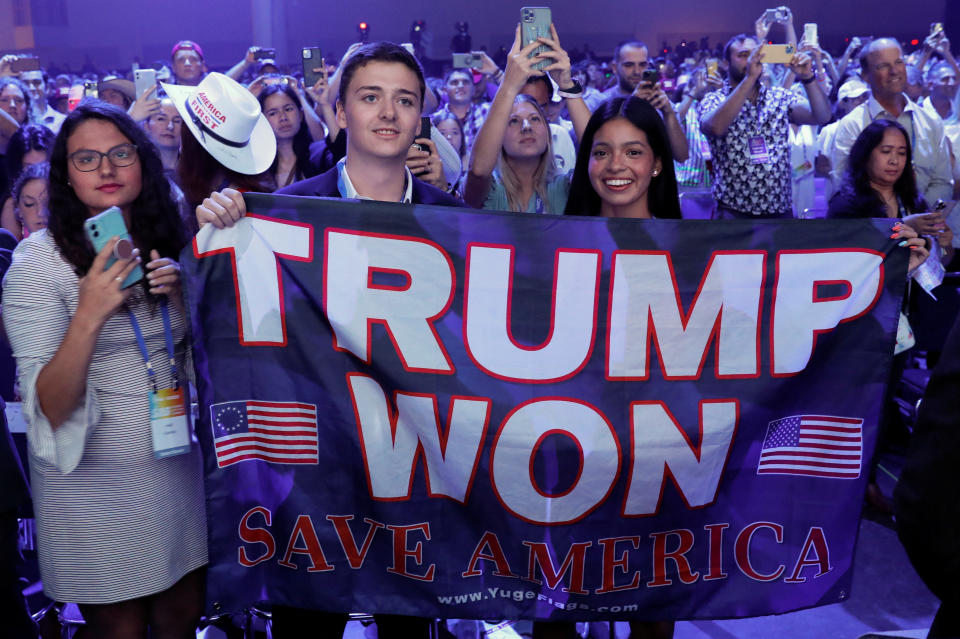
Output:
[93,231,99,238]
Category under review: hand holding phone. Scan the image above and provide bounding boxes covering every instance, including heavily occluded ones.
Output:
[75,235,142,325]
[302,47,324,87]
[452,52,484,69]
[520,7,552,71]
[84,207,144,289]
[134,68,157,100]
[10,56,40,74]
[760,43,796,64]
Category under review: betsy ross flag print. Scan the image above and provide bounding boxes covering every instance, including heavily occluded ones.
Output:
[757,415,863,478]
[211,400,318,468]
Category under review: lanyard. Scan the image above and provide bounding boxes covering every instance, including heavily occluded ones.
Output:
[127,300,177,393]
[533,192,545,214]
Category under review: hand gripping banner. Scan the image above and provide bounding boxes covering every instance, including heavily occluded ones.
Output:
[182,193,907,621]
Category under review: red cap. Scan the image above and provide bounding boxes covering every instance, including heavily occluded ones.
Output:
[171,40,205,60]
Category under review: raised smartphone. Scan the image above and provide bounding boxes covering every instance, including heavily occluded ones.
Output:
[84,207,143,289]
[133,68,157,100]
[302,47,324,87]
[521,7,552,71]
[452,52,483,69]
[10,56,40,74]
[803,23,818,48]
[760,43,796,64]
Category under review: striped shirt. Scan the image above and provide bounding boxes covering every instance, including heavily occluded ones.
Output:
[1,230,207,603]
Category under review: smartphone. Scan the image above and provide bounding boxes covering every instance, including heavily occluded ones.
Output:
[521,6,552,71]
[760,43,796,64]
[254,48,277,60]
[803,23,819,48]
[931,23,945,37]
[641,68,659,85]
[452,52,483,69]
[134,68,157,100]
[762,7,789,23]
[419,116,432,141]
[705,58,719,77]
[83,207,144,289]
[10,56,40,74]
[83,80,98,99]
[302,47,323,87]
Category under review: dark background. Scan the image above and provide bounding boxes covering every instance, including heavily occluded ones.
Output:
[0,0,950,72]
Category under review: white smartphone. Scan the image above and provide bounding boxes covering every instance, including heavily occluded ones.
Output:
[134,68,157,100]
[803,23,819,48]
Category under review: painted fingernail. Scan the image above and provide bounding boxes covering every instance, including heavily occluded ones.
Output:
[898,240,908,247]
[910,246,921,251]
[890,233,899,239]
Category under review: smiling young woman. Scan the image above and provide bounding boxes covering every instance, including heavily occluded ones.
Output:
[565,96,681,219]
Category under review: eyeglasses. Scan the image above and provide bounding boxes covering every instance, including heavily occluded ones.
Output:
[68,143,139,172]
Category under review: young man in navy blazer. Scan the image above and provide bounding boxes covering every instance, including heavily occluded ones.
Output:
[197,42,463,229]
[195,42,456,639]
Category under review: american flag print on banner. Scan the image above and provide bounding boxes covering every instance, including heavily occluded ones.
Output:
[211,400,319,468]
[757,415,863,478]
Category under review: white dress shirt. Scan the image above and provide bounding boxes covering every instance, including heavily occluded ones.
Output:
[828,94,953,205]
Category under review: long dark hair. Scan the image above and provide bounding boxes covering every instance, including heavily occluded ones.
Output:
[833,119,924,217]
[48,100,188,280]
[432,113,466,159]
[0,77,31,125]
[565,96,681,218]
[5,123,55,183]
[257,84,315,186]
[177,122,274,209]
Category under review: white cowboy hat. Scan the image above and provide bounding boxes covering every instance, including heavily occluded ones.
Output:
[162,72,276,175]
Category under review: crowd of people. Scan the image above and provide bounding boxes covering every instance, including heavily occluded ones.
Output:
[1,6,959,639]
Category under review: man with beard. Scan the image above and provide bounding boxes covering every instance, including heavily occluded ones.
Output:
[584,40,689,161]
[584,40,649,110]
[829,38,953,206]
[700,33,830,218]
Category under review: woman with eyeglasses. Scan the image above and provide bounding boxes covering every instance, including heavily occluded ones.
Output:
[1,100,207,638]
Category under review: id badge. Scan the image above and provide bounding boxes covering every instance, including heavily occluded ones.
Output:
[700,139,712,160]
[150,387,192,458]
[748,136,770,164]
[792,159,814,180]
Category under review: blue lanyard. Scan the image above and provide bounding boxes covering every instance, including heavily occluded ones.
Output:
[127,300,177,393]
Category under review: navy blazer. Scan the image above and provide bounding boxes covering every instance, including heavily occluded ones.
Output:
[277,166,467,208]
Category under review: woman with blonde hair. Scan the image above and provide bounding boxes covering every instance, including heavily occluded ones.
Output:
[464,23,589,213]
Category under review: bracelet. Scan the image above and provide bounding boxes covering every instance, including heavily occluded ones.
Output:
[492,69,504,82]
[799,74,816,85]
[557,79,583,99]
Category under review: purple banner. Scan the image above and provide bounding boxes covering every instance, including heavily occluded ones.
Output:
[182,193,907,621]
